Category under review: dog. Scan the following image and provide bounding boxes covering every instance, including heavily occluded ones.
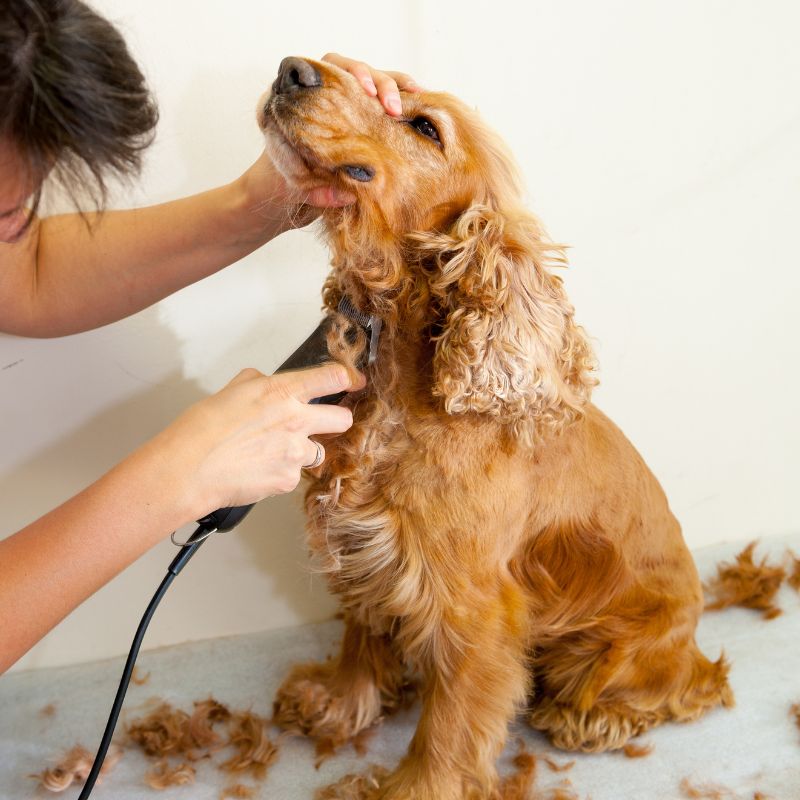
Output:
[259,56,733,800]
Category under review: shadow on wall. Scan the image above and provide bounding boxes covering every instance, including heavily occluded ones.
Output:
[1,57,343,668]
[0,300,338,671]
[182,289,342,627]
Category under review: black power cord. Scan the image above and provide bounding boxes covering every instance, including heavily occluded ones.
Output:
[76,510,244,800]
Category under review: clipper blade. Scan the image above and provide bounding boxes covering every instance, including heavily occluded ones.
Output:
[337,295,372,328]
[337,296,382,366]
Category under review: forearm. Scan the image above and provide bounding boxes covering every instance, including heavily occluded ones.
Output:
[0,438,195,674]
[0,362,359,675]
[0,167,287,338]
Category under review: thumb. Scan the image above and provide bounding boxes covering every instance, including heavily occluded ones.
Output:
[280,363,364,403]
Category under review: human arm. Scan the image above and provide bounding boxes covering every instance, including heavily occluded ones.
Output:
[0,160,297,337]
[0,56,420,338]
[0,363,362,674]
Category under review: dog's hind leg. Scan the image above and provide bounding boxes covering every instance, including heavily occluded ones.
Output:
[273,616,410,759]
[514,517,734,752]
[527,620,734,752]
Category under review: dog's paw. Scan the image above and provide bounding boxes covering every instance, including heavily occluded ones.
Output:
[315,765,388,800]
[316,770,461,800]
[316,764,480,800]
[273,660,382,761]
[528,700,660,752]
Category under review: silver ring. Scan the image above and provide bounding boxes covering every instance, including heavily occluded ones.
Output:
[303,440,324,469]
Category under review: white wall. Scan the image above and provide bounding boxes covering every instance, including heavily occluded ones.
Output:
[2,0,798,671]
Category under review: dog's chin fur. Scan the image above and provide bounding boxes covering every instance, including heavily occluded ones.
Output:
[262,126,305,185]
[267,58,733,800]
[261,114,322,190]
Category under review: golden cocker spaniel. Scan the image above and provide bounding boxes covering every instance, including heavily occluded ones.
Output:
[260,56,733,800]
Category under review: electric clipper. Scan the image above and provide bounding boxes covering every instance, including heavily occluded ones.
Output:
[197,296,380,533]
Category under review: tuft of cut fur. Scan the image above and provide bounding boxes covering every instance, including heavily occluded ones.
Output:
[30,744,122,793]
[492,740,538,800]
[790,701,800,734]
[787,550,800,592]
[220,785,256,799]
[679,777,733,799]
[126,699,279,785]
[145,760,196,790]
[622,742,654,758]
[219,711,278,780]
[704,541,786,620]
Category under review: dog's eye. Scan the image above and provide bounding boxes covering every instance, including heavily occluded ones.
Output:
[343,165,375,182]
[409,116,440,143]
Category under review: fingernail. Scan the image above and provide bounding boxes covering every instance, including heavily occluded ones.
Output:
[333,365,350,387]
[386,94,402,115]
[362,78,378,95]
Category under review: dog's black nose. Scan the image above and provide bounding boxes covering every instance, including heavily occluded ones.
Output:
[275,57,322,94]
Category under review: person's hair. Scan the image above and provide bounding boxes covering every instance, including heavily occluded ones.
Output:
[0,0,159,220]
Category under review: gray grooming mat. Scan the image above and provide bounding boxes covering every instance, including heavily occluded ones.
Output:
[1,533,799,799]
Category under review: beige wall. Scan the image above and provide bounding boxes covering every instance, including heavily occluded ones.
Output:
[2,0,798,671]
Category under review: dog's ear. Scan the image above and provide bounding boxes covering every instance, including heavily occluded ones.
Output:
[411,203,595,437]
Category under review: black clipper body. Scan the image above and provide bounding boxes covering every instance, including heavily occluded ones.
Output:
[201,298,380,532]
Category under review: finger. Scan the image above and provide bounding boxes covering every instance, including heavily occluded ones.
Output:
[300,401,354,435]
[372,73,403,116]
[281,363,364,403]
[301,439,325,470]
[321,54,419,115]
[304,185,357,208]
[385,70,423,92]
[322,53,377,96]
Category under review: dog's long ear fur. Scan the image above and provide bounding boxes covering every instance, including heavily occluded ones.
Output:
[411,202,596,440]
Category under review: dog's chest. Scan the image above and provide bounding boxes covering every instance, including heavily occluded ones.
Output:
[306,407,517,631]
[305,416,425,625]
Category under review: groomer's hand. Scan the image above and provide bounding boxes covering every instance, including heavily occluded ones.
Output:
[238,55,422,233]
[152,364,364,518]
[321,53,421,118]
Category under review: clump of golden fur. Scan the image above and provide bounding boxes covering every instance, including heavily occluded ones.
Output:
[30,745,122,792]
[787,550,800,592]
[704,541,786,620]
[261,56,732,799]
[127,699,278,786]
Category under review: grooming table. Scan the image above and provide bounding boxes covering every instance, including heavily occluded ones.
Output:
[1,534,799,799]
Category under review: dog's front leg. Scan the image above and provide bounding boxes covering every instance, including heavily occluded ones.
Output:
[273,615,408,755]
[378,579,530,800]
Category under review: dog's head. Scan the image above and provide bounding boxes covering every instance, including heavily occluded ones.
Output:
[260,57,595,437]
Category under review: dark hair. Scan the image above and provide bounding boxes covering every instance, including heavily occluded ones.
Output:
[0,0,159,219]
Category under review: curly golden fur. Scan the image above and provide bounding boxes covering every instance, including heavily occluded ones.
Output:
[261,57,733,799]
